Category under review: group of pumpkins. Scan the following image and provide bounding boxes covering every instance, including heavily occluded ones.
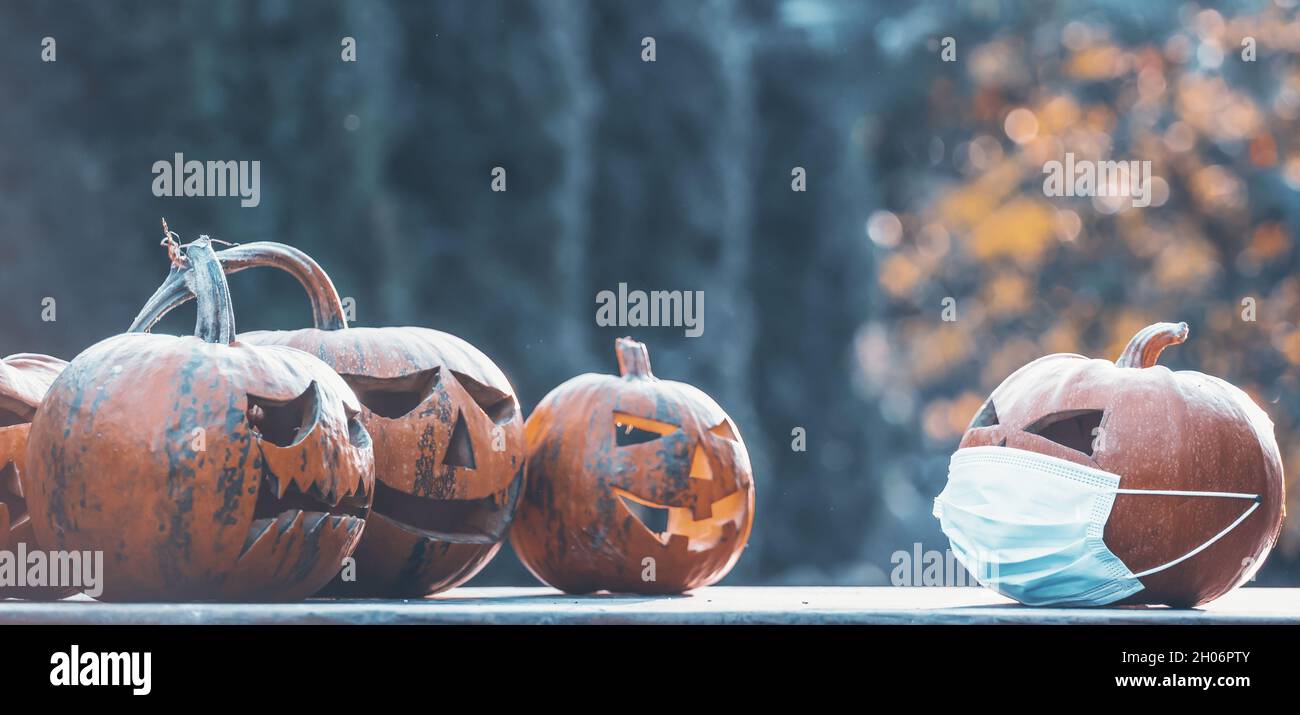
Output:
[9,226,1283,608]
[0,226,756,601]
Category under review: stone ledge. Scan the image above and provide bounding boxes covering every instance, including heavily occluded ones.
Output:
[3,586,1298,624]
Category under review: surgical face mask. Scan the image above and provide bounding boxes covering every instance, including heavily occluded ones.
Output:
[933,446,1261,607]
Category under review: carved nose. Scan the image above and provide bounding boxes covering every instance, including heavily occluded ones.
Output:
[689,446,712,480]
[443,411,476,469]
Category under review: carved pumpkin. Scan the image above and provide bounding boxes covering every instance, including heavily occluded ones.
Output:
[129,241,524,597]
[0,353,71,599]
[27,237,374,601]
[512,338,755,594]
[958,322,1285,606]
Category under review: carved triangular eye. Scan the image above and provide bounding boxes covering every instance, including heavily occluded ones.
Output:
[451,371,518,425]
[968,399,998,429]
[613,412,678,446]
[341,367,440,420]
[443,412,477,469]
[247,382,321,447]
[1025,409,1104,457]
[709,419,738,441]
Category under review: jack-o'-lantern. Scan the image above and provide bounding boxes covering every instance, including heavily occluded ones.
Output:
[0,353,71,599]
[512,337,755,594]
[128,241,524,597]
[27,237,374,601]
[943,322,1284,607]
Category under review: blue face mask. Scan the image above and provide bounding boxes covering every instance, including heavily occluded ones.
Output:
[933,446,1261,607]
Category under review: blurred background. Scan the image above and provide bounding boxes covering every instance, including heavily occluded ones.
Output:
[1,0,1298,587]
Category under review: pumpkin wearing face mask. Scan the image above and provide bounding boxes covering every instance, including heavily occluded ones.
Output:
[0,353,73,599]
[941,322,1285,607]
[27,237,374,601]
[512,338,755,594]
[129,240,524,597]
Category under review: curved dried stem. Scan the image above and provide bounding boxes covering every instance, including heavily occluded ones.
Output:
[1116,322,1189,368]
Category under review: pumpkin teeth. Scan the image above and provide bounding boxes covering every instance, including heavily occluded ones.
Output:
[612,487,748,552]
[253,469,370,522]
[291,470,317,500]
[303,511,329,536]
[239,512,364,560]
[326,514,353,532]
[240,518,276,557]
[275,509,304,535]
[612,489,672,545]
[306,480,332,507]
[262,473,286,500]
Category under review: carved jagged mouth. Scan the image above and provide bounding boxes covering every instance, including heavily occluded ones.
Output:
[241,472,369,556]
[616,492,669,534]
[613,487,748,551]
[371,469,522,544]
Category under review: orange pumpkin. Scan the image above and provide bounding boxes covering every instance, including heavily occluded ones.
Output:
[0,353,71,599]
[129,241,524,597]
[27,237,374,601]
[958,322,1285,606]
[512,338,755,593]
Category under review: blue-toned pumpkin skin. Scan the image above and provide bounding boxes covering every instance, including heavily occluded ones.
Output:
[958,322,1284,607]
[0,353,71,599]
[128,241,524,597]
[512,338,755,594]
[27,238,374,602]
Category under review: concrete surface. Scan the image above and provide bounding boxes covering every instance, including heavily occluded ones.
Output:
[2,587,1298,624]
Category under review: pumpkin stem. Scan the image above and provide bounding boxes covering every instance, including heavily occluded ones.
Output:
[186,237,237,345]
[160,217,185,268]
[1115,321,1189,368]
[615,337,654,379]
[128,240,349,334]
[211,242,349,331]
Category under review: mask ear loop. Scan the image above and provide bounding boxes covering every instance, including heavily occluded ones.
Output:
[1113,489,1262,578]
